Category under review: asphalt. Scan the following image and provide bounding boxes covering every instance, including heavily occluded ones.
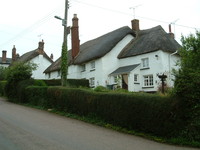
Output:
[0,97,199,150]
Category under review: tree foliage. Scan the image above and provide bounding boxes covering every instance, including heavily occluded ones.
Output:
[0,66,7,81]
[173,31,200,105]
[61,42,68,86]
[5,62,37,98]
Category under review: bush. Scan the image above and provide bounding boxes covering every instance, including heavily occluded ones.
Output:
[0,81,7,96]
[94,86,109,92]
[24,86,49,107]
[44,87,183,137]
[5,62,37,99]
[43,79,89,87]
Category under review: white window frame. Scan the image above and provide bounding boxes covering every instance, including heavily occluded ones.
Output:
[89,77,95,87]
[57,70,61,77]
[134,74,139,83]
[90,61,95,71]
[81,64,86,72]
[48,73,51,79]
[141,58,149,69]
[143,75,154,87]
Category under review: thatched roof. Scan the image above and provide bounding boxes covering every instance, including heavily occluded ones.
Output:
[44,25,181,74]
[44,26,134,73]
[73,26,135,64]
[118,25,181,58]
[17,49,53,63]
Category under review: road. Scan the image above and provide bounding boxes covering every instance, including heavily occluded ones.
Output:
[0,97,198,150]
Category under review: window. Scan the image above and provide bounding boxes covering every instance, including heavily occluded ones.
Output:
[134,74,139,83]
[143,75,154,87]
[57,70,61,77]
[81,64,86,72]
[141,58,149,68]
[89,77,95,87]
[48,73,51,79]
[90,61,95,71]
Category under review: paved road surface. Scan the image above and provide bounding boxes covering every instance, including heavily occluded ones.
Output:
[0,98,199,150]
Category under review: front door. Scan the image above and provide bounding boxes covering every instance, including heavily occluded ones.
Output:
[122,74,128,90]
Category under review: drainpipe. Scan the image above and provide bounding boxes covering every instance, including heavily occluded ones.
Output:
[168,50,178,86]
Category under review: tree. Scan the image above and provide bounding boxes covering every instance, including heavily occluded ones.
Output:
[5,62,37,98]
[61,42,68,86]
[0,66,7,81]
[173,31,200,104]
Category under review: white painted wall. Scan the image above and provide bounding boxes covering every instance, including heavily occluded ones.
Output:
[30,55,52,79]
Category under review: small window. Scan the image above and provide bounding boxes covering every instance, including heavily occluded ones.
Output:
[89,77,95,87]
[143,75,154,87]
[48,73,51,79]
[90,61,95,71]
[141,58,149,68]
[57,70,61,77]
[81,64,86,72]
[134,74,139,82]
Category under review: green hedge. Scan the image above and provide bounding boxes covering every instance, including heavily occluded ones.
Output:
[0,81,7,96]
[43,79,89,87]
[23,86,184,137]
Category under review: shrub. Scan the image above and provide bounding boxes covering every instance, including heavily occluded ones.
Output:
[45,87,183,137]
[43,79,89,87]
[5,62,37,99]
[24,86,49,107]
[0,81,7,96]
[94,86,109,92]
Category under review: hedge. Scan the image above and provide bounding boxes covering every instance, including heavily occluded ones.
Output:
[43,79,89,87]
[0,81,7,96]
[23,86,185,137]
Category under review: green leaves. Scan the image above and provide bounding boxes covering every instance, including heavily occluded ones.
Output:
[61,42,68,86]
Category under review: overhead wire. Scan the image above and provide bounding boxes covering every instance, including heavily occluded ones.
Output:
[71,0,200,30]
[0,5,63,47]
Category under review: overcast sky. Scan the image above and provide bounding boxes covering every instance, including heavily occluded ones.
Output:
[0,0,200,60]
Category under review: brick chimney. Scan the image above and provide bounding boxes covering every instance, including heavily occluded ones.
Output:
[71,14,80,59]
[131,19,140,31]
[38,40,44,54]
[2,50,7,63]
[168,24,174,39]
[12,45,16,62]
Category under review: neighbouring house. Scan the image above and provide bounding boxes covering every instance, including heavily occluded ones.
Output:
[16,40,54,79]
[0,50,12,68]
[44,14,181,92]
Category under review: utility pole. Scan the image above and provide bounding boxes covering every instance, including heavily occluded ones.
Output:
[55,0,69,86]
[63,0,68,44]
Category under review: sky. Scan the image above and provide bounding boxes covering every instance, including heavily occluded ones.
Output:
[0,0,200,60]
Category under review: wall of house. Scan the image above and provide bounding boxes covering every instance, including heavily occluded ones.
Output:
[30,55,52,79]
[0,63,10,68]
[117,50,180,92]
[66,34,134,88]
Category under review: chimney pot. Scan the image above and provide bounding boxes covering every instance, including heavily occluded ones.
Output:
[71,14,80,59]
[12,45,17,62]
[38,40,44,54]
[168,24,174,38]
[2,50,7,63]
[131,19,140,31]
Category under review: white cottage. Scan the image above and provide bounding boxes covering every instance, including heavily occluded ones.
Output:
[17,40,53,79]
[44,14,181,92]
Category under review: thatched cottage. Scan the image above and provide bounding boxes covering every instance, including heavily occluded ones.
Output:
[44,14,181,92]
